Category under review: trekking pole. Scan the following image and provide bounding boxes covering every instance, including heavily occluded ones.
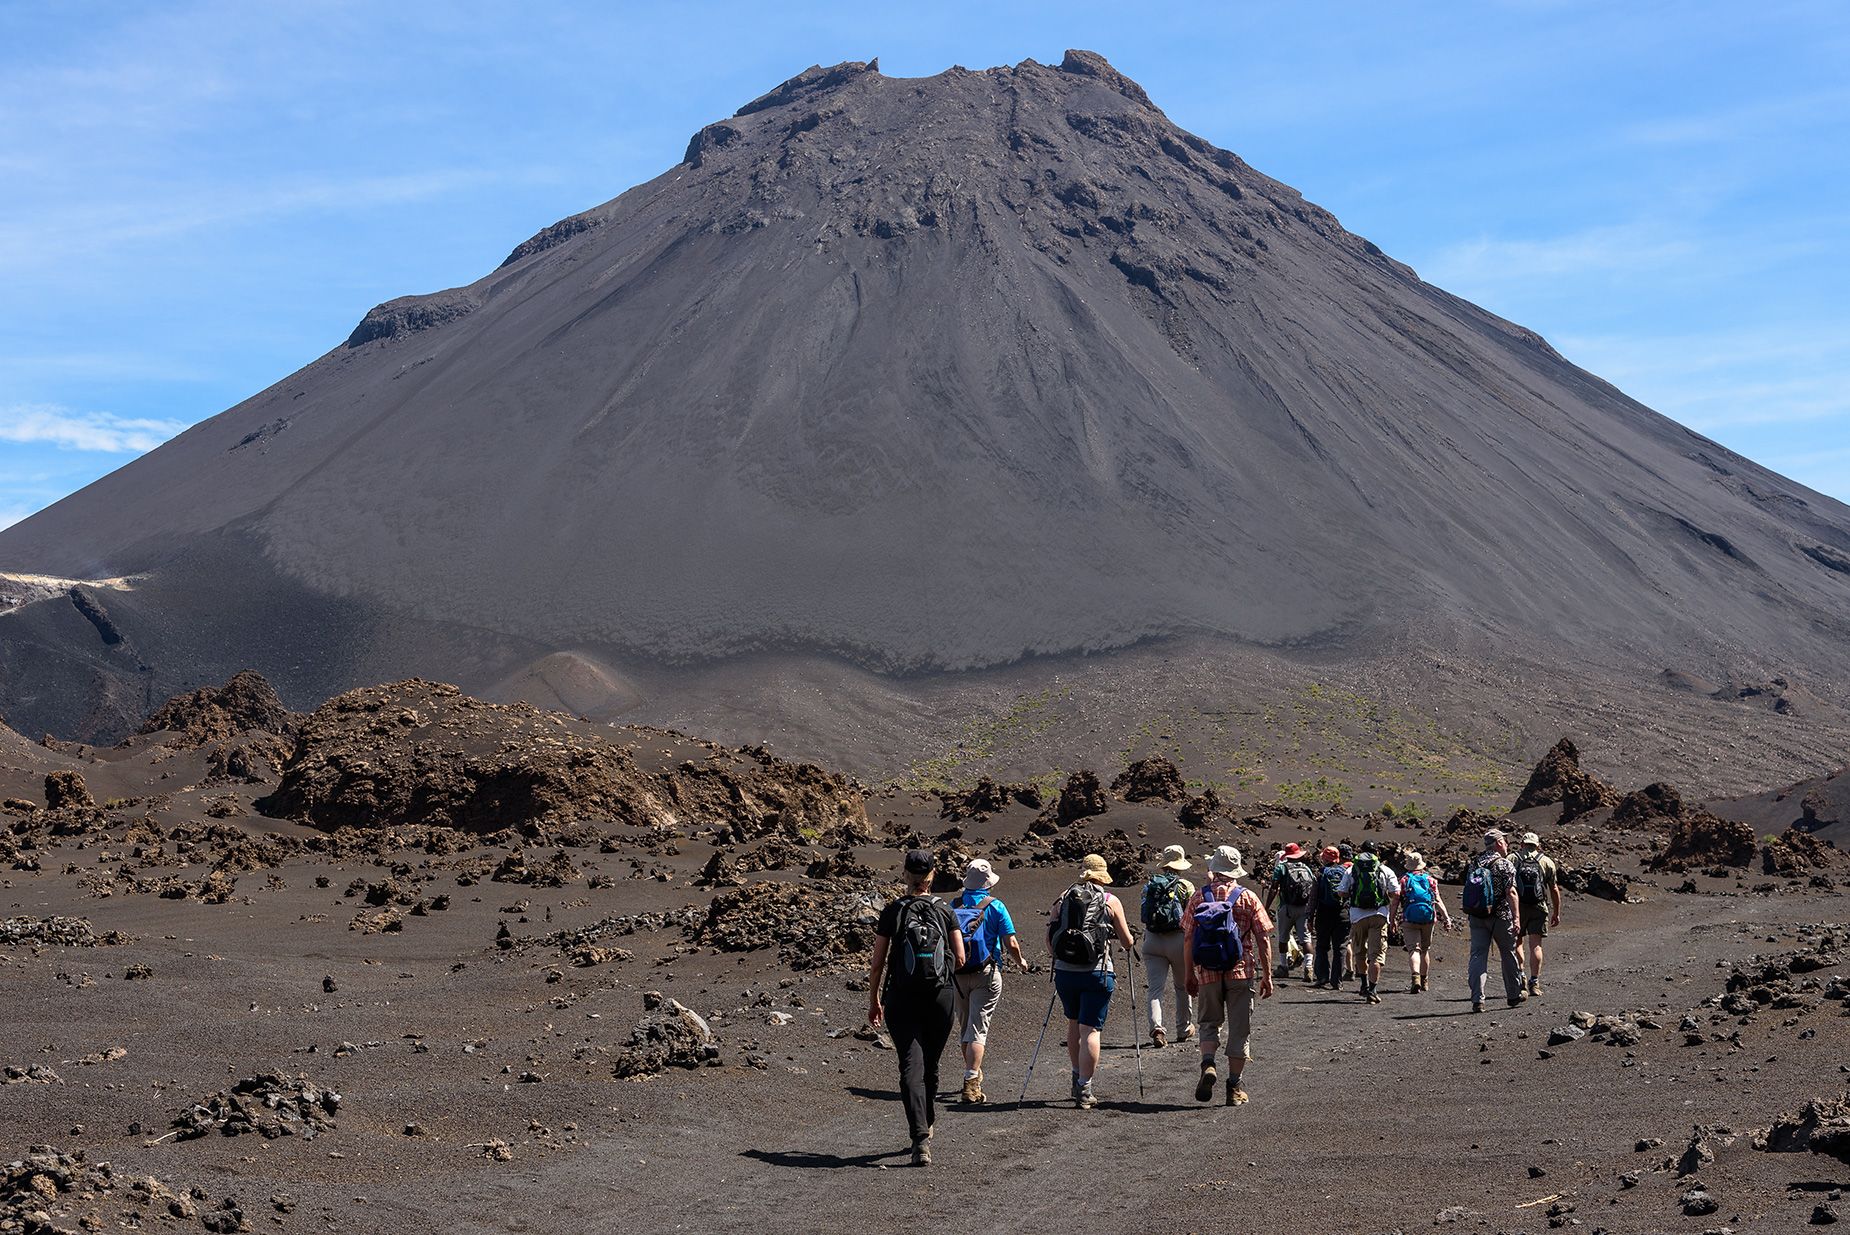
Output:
[1018,982,1057,1107]
[1125,949,1147,1101]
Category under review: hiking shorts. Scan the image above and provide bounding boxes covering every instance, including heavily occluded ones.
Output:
[1054,969,1115,1029]
[1401,921,1434,952]
[953,966,1003,1045]
[1349,915,1388,967]
[1519,903,1549,938]
[1195,973,1256,1061]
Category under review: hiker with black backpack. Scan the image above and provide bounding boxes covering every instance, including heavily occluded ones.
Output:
[868,849,967,1164]
[1139,845,1196,1048]
[1460,828,1524,1012]
[1045,854,1137,1109]
[1337,840,1400,1004]
[950,857,1031,1104]
[1182,845,1274,1106]
[1514,832,1562,997]
[1397,850,1452,994]
[1311,844,1351,989]
[1262,841,1316,982]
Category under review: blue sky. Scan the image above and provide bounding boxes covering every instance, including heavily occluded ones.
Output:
[3,0,1847,530]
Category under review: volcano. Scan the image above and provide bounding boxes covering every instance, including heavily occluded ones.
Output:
[4,51,1849,754]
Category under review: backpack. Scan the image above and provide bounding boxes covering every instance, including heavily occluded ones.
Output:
[1318,864,1349,911]
[1050,882,1110,967]
[1401,872,1436,924]
[1279,860,1316,907]
[1141,872,1187,933]
[1350,852,1387,911]
[954,895,1000,972]
[1190,883,1246,971]
[891,896,951,991]
[1515,854,1548,906]
[1462,857,1502,918]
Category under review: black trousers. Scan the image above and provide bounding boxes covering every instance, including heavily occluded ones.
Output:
[1313,909,1349,984]
[885,985,955,1142]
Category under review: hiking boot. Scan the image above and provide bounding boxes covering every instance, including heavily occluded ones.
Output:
[1075,1080,1097,1110]
[912,1136,932,1166]
[1150,1026,1167,1049]
[1507,995,1525,1008]
[1529,979,1544,997]
[1367,990,1383,1005]
[1472,1000,1484,1013]
[1177,1024,1195,1043]
[1409,980,1421,994]
[1194,1060,1218,1103]
[961,1071,983,1104]
[1225,1079,1249,1107]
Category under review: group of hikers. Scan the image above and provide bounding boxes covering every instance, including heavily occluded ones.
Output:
[866,827,1564,1165]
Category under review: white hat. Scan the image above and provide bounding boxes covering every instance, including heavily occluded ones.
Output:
[962,858,999,890]
[1520,832,1541,848]
[1207,844,1246,878]
[1158,845,1191,872]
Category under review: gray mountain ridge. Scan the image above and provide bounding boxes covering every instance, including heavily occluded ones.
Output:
[3,50,1849,749]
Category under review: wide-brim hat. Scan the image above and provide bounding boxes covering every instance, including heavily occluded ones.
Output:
[1280,842,1303,859]
[1404,850,1426,871]
[1207,844,1246,878]
[1320,845,1341,864]
[1159,844,1191,872]
[1079,853,1111,884]
[963,858,999,890]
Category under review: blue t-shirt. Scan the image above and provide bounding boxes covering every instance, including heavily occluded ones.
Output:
[954,888,1017,951]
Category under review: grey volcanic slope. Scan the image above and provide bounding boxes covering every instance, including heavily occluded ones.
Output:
[5,51,1850,742]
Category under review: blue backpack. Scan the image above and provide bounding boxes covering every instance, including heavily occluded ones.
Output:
[1401,872,1436,924]
[954,895,1000,972]
[1462,858,1501,918]
[1191,884,1245,971]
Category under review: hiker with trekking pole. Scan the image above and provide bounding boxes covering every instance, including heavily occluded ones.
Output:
[867,849,966,1166]
[1042,853,1137,1109]
[1183,845,1273,1107]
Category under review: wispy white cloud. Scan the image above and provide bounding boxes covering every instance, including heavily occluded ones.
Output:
[1423,222,1700,292]
[0,169,523,276]
[1619,86,1850,147]
[0,403,186,453]
[1555,323,1850,432]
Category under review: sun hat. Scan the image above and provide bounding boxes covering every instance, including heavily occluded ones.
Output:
[1207,845,1247,878]
[1320,845,1341,864]
[1404,850,1426,871]
[904,848,934,876]
[1482,828,1506,849]
[1521,832,1541,848]
[1078,853,1111,884]
[963,857,999,890]
[1280,842,1303,860]
[1158,844,1191,872]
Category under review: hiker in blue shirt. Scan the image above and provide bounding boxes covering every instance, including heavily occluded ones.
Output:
[951,858,1030,1104]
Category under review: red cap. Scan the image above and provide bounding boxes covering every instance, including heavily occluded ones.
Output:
[1320,845,1340,863]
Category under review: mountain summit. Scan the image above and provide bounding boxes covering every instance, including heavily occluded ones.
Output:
[4,52,1849,744]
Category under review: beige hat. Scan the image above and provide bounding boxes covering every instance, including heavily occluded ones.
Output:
[1404,850,1426,871]
[1206,844,1246,878]
[1483,828,1506,849]
[1521,832,1541,848]
[1079,853,1111,884]
[1158,844,1191,872]
[963,858,999,890]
